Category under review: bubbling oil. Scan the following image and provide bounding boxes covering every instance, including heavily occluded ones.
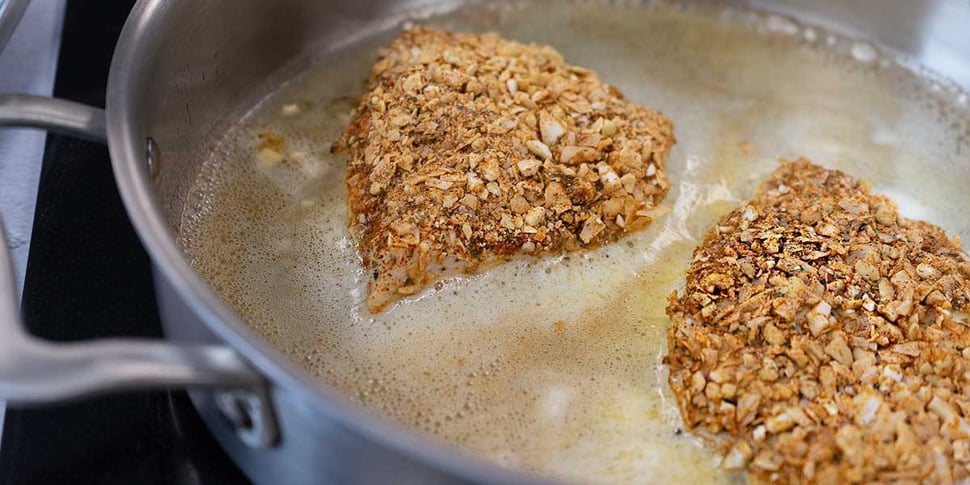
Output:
[179,2,970,483]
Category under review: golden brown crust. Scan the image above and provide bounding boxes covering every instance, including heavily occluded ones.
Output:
[666,159,970,484]
[335,27,674,312]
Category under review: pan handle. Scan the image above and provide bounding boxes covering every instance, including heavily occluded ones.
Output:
[0,94,107,142]
[0,94,278,447]
[0,223,259,400]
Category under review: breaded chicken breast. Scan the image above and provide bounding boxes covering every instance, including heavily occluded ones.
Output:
[335,27,674,312]
[667,159,970,483]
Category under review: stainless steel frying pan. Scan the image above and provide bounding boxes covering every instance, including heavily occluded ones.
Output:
[0,1,968,483]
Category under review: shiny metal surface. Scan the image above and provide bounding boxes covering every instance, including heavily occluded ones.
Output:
[214,387,280,449]
[0,39,274,446]
[0,0,29,55]
[0,217,264,405]
[0,0,967,483]
[0,94,106,142]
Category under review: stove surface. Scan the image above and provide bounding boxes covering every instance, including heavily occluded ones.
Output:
[0,1,248,483]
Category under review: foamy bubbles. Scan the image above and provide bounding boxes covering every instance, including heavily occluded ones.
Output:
[851,41,878,63]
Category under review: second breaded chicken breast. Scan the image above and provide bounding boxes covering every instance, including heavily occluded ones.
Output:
[667,159,970,484]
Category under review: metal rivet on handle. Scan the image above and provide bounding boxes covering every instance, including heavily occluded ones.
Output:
[146,137,161,183]
[215,388,280,448]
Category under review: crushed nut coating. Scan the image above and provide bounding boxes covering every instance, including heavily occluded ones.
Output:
[666,159,970,484]
[335,27,674,312]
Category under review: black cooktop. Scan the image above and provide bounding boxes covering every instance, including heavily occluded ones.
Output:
[0,1,248,483]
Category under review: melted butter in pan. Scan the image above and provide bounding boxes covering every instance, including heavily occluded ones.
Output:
[179,2,970,483]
